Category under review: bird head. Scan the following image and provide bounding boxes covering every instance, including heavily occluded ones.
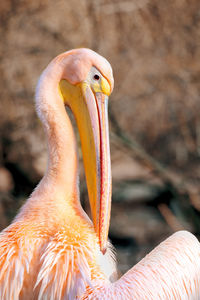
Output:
[58,48,114,254]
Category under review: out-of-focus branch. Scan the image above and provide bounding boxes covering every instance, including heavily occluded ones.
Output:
[158,203,184,232]
[109,107,200,211]
[95,0,149,15]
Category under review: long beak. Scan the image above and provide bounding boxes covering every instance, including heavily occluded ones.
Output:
[59,80,111,253]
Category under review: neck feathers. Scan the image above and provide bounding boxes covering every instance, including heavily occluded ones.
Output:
[29,59,80,211]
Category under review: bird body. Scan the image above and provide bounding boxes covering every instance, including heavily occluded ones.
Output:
[0,48,200,299]
[83,231,200,299]
[0,49,116,299]
[0,201,115,299]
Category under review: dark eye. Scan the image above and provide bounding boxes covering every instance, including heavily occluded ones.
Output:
[93,74,100,80]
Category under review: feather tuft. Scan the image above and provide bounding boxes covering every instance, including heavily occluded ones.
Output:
[35,237,93,300]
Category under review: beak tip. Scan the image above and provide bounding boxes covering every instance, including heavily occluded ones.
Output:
[100,237,108,255]
[101,246,107,255]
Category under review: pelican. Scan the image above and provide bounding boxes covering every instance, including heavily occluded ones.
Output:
[0,48,200,300]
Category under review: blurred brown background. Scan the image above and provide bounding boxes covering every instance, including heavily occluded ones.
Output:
[0,0,200,274]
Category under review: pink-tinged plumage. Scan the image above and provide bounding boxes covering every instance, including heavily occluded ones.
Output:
[0,48,199,300]
[82,231,200,299]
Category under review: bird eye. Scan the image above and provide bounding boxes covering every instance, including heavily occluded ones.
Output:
[93,74,100,80]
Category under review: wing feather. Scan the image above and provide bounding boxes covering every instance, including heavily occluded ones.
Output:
[82,231,200,300]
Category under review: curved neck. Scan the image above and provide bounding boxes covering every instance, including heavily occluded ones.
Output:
[34,61,79,205]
